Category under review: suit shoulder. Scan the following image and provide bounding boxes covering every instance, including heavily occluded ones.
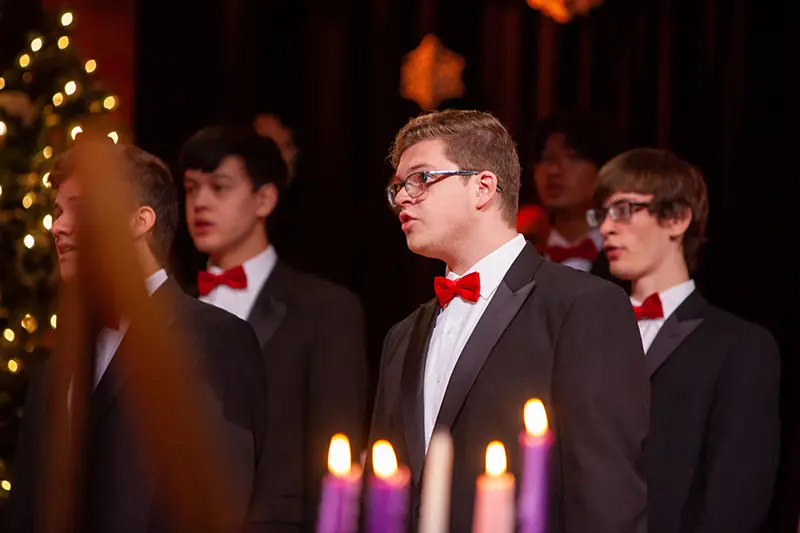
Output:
[536,259,630,306]
[282,264,362,307]
[177,290,255,334]
[703,303,779,352]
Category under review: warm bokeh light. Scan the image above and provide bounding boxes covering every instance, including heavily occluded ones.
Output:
[23,234,35,249]
[31,37,43,52]
[22,192,35,209]
[85,59,97,73]
[70,125,83,140]
[21,314,37,333]
[43,214,53,230]
[0,121,6,136]
[7,360,19,373]
[103,96,117,110]
[1,480,10,491]
[3,329,15,343]
[108,131,119,144]
[372,440,399,479]
[485,441,507,476]
[50,314,57,329]
[19,54,30,68]
[65,81,77,95]
[53,92,64,106]
[43,146,53,159]
[42,172,51,188]
[328,433,352,476]
[524,399,549,437]
[0,77,5,90]
[58,36,70,49]
[61,12,74,26]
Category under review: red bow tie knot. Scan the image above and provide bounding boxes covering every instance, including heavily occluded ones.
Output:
[198,265,248,296]
[434,272,481,307]
[633,293,664,321]
[547,238,599,263]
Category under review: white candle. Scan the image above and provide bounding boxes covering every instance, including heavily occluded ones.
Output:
[419,430,454,533]
[472,441,515,533]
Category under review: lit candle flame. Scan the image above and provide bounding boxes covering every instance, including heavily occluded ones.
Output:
[485,441,507,476]
[372,440,398,479]
[524,398,549,437]
[327,433,352,476]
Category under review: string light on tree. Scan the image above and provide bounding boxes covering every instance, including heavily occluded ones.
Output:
[64,81,77,95]
[43,146,53,158]
[3,329,14,343]
[0,77,5,89]
[0,121,6,136]
[43,214,53,230]
[19,54,31,68]
[42,172,51,187]
[108,131,119,144]
[7,360,20,373]
[31,37,43,52]
[23,235,35,249]
[85,59,97,73]
[61,11,74,26]
[525,0,604,23]
[71,125,83,139]
[104,95,117,110]
[51,315,58,329]
[58,36,70,49]
[53,92,64,106]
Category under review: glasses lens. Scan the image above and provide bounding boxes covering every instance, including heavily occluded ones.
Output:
[586,209,604,228]
[406,172,425,197]
[386,184,399,207]
[611,202,632,221]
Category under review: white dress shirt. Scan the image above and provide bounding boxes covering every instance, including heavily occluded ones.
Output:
[200,245,277,320]
[631,279,696,353]
[93,268,169,387]
[546,228,603,272]
[423,234,527,449]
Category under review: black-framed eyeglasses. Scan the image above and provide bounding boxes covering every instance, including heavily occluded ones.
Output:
[386,169,501,208]
[586,200,651,228]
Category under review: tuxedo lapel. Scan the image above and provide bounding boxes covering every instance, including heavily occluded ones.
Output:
[433,245,541,438]
[91,279,180,421]
[247,261,290,349]
[400,300,440,485]
[646,291,707,377]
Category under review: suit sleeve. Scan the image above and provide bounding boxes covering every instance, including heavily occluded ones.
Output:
[306,290,368,529]
[552,285,649,533]
[201,317,266,533]
[696,327,781,532]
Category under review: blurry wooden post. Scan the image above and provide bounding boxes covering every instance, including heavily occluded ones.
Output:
[38,138,241,533]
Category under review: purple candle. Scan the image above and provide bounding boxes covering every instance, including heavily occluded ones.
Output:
[317,434,363,533]
[366,440,410,533]
[517,399,553,533]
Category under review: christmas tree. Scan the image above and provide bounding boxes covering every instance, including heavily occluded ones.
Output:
[0,6,118,504]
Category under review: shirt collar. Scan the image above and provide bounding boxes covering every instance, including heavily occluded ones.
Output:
[145,268,169,296]
[547,227,603,250]
[446,234,527,300]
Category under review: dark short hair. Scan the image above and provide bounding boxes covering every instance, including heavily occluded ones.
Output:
[178,125,289,191]
[50,143,179,261]
[530,110,626,168]
[594,148,709,272]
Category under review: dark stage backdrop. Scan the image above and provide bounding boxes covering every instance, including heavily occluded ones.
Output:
[135,0,796,529]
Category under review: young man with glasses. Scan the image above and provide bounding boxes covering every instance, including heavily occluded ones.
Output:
[179,125,368,532]
[370,109,649,533]
[590,148,781,533]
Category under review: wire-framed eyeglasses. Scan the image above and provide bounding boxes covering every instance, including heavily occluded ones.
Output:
[386,169,500,208]
[586,200,651,228]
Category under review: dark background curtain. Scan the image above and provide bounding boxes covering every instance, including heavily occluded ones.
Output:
[135,0,796,529]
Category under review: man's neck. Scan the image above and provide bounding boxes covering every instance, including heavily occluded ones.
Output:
[631,254,691,301]
[210,228,269,271]
[551,208,591,243]
[443,223,518,276]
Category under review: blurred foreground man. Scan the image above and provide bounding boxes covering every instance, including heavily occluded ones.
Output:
[5,141,266,533]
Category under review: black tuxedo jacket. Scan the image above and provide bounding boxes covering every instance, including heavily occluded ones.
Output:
[369,243,649,533]
[242,259,368,533]
[4,278,267,533]
[644,291,781,533]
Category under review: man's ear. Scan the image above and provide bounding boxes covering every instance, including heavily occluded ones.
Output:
[131,206,156,239]
[667,206,692,240]
[255,183,279,218]
[475,171,501,210]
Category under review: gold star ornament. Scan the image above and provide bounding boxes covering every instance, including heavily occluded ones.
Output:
[400,34,465,111]
[526,0,604,23]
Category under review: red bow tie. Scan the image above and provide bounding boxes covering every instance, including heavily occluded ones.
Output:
[197,265,248,296]
[633,293,664,321]
[434,272,481,307]
[546,238,599,263]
